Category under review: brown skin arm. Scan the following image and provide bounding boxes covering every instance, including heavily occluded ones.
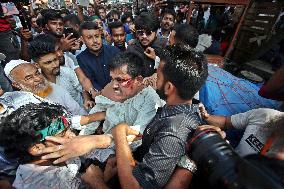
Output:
[20,28,32,61]
[39,135,112,164]
[199,104,233,130]
[80,112,106,125]
[82,165,110,189]
[112,124,142,189]
[75,67,100,100]
[259,65,284,99]
[164,168,193,189]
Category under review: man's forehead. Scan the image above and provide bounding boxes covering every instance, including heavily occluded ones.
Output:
[82,29,100,35]
[12,64,38,77]
[112,27,125,34]
[48,19,63,23]
[110,65,129,77]
[38,53,57,62]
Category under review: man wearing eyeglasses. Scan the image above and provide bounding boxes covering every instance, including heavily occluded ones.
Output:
[127,12,167,77]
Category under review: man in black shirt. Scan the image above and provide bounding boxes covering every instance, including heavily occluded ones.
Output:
[110,45,208,189]
[127,12,167,77]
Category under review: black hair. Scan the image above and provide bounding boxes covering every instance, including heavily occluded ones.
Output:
[121,12,133,24]
[79,21,99,35]
[107,10,120,20]
[134,12,160,32]
[28,34,57,62]
[161,45,208,100]
[0,103,67,163]
[96,5,106,11]
[174,23,199,48]
[63,14,80,26]
[60,8,70,16]
[42,9,62,26]
[161,8,176,19]
[36,17,44,28]
[109,51,145,78]
[108,21,124,35]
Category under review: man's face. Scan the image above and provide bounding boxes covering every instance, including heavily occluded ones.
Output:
[112,27,126,47]
[161,13,175,31]
[36,53,60,77]
[136,29,156,47]
[88,5,94,16]
[110,65,141,102]
[81,29,103,53]
[156,61,167,100]
[99,9,106,20]
[46,19,64,37]
[11,64,49,94]
[108,14,119,23]
[31,17,38,29]
[125,17,133,25]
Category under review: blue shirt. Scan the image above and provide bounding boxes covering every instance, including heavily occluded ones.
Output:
[76,45,120,91]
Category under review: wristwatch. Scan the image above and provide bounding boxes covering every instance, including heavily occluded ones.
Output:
[177,155,197,174]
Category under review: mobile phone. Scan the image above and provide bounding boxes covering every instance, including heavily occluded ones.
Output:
[64,27,74,36]
[64,27,80,39]
[19,13,31,30]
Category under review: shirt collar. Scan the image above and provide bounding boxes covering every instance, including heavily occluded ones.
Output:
[157,28,171,40]
[87,45,104,56]
[158,104,199,118]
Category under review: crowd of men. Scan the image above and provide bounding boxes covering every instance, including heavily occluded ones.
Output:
[0,1,284,189]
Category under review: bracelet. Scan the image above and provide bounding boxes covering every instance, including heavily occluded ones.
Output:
[88,87,99,95]
[177,155,197,174]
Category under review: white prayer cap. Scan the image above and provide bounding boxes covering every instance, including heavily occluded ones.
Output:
[4,59,30,79]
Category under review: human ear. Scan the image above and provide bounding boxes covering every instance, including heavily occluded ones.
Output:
[165,81,175,96]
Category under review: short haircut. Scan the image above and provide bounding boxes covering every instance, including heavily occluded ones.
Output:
[36,17,44,27]
[108,21,125,35]
[161,8,176,19]
[28,34,57,62]
[95,5,106,18]
[60,8,70,16]
[42,9,62,26]
[79,21,99,35]
[107,10,120,19]
[109,51,145,78]
[63,14,80,26]
[134,12,160,32]
[0,103,67,163]
[121,12,133,23]
[174,23,199,48]
[161,45,208,100]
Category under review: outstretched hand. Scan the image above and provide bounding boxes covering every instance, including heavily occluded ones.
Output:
[38,135,110,164]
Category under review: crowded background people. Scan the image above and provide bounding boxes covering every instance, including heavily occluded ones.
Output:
[0,1,284,189]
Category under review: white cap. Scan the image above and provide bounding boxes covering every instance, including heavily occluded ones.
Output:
[4,59,30,79]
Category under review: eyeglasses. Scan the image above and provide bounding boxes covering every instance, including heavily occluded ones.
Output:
[111,77,133,87]
[136,29,153,37]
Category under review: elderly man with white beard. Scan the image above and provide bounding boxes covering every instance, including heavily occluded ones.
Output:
[3,60,87,116]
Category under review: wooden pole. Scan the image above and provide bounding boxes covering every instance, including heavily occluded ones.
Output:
[224,0,253,59]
